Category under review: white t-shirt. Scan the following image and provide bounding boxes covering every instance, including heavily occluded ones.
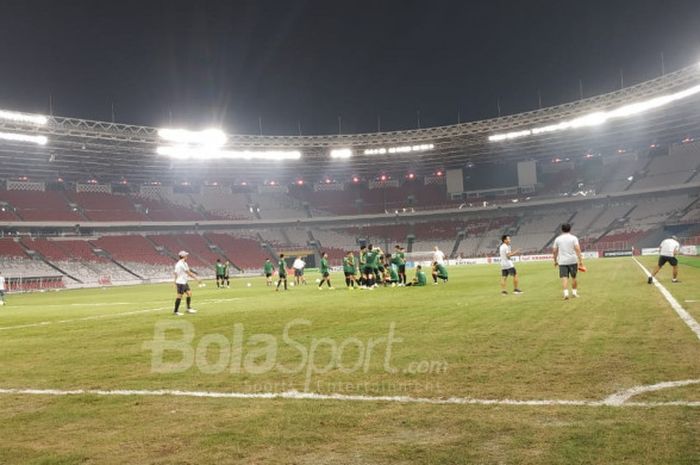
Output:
[0,276,5,291]
[499,243,514,269]
[174,259,190,284]
[433,249,446,265]
[554,233,580,266]
[292,258,305,270]
[659,238,680,257]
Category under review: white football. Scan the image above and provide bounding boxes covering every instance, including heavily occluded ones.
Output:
[0,301,5,306]
[315,278,321,284]
[290,282,295,287]
[246,283,252,287]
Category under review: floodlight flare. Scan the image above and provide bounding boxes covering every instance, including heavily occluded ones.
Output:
[0,110,48,125]
[158,128,227,147]
[157,146,301,161]
[364,143,434,155]
[0,132,48,145]
[330,148,353,159]
[489,83,700,142]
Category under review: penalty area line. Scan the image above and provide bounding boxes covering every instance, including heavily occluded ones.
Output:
[633,257,700,341]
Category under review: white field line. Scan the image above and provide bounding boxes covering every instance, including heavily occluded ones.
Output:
[1,379,699,408]
[633,258,700,341]
[0,297,242,332]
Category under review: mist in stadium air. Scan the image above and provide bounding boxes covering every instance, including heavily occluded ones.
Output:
[1,1,700,464]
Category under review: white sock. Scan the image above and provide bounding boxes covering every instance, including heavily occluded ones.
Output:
[563,289,569,297]
[572,289,578,296]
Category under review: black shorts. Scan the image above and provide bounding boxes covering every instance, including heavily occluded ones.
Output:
[559,264,578,279]
[176,283,191,294]
[658,256,678,267]
[398,265,406,274]
[278,273,287,279]
[265,272,272,278]
[377,265,385,273]
[294,269,304,277]
[223,275,229,280]
[362,266,374,275]
[344,271,355,278]
[322,271,330,278]
[501,267,517,277]
[216,274,224,280]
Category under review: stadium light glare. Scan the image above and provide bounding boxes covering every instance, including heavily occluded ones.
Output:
[330,148,353,159]
[489,83,700,142]
[364,143,434,155]
[157,146,301,161]
[0,132,48,145]
[0,110,48,125]
[157,128,227,147]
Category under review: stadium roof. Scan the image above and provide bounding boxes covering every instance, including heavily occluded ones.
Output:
[1,63,700,184]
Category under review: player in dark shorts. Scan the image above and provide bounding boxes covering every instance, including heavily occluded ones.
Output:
[394,245,406,286]
[215,259,225,288]
[223,260,230,288]
[276,254,288,291]
[263,258,274,286]
[343,251,357,289]
[318,252,333,289]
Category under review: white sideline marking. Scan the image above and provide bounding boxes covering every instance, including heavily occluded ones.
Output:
[633,258,700,341]
[1,379,699,408]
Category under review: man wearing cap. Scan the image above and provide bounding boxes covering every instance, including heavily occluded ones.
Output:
[648,235,681,284]
[173,251,201,316]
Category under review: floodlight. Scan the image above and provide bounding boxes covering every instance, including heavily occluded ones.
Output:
[157,145,301,161]
[330,148,353,159]
[490,83,700,142]
[157,128,227,147]
[0,110,48,125]
[0,132,48,145]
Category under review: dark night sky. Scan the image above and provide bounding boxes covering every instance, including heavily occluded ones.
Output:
[0,0,699,135]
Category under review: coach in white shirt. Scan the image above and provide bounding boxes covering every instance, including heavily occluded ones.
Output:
[433,246,446,265]
[173,251,201,316]
[552,223,584,300]
[292,256,307,285]
[648,235,681,284]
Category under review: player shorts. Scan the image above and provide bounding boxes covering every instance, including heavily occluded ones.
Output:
[559,264,578,279]
[278,273,287,279]
[377,265,385,273]
[265,273,272,278]
[322,271,330,278]
[344,271,355,278]
[223,275,229,280]
[216,274,224,280]
[294,269,304,277]
[398,265,406,274]
[176,283,190,294]
[658,256,678,267]
[501,267,517,277]
[362,266,374,275]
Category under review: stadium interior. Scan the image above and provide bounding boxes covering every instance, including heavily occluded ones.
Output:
[0,63,699,291]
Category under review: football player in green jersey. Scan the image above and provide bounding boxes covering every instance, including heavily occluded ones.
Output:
[394,245,407,285]
[263,258,274,286]
[407,265,427,287]
[215,259,225,288]
[343,251,357,289]
[276,254,288,291]
[432,261,448,284]
[318,252,333,290]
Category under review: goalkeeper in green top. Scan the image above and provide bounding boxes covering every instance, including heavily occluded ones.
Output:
[275,254,288,291]
[432,261,448,284]
[318,252,333,290]
[263,258,274,286]
[215,259,225,288]
[343,251,358,289]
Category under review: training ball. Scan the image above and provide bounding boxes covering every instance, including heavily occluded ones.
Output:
[290,282,295,287]
[0,301,4,306]
[198,283,206,288]
[246,283,252,287]
[315,278,321,284]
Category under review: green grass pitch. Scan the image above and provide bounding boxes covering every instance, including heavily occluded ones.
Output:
[0,257,698,464]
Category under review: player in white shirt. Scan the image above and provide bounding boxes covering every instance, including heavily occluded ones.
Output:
[433,246,446,265]
[0,271,6,305]
[648,235,681,284]
[552,223,584,300]
[173,251,201,316]
[292,256,307,286]
[499,235,522,295]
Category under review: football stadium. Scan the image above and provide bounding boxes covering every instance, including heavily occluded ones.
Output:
[1,2,699,464]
